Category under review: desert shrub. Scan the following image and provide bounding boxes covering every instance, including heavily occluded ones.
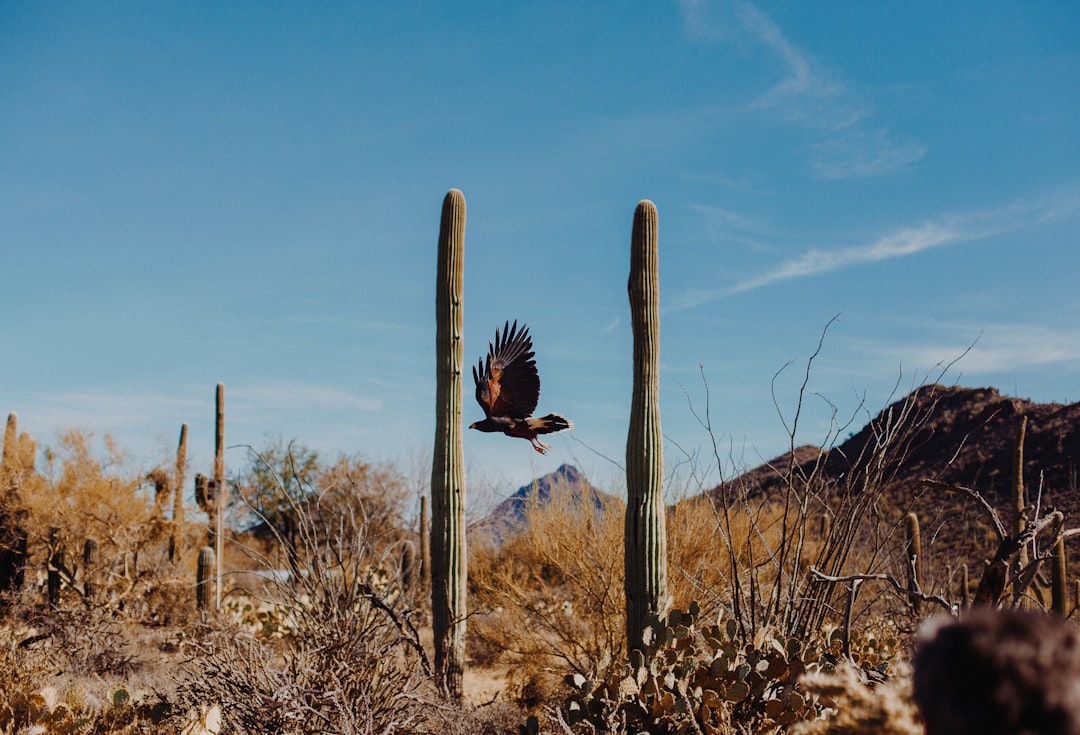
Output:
[469,478,626,704]
[10,430,180,614]
[177,467,431,735]
[234,442,411,578]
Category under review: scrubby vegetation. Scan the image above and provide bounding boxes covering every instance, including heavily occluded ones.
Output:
[3,365,1078,734]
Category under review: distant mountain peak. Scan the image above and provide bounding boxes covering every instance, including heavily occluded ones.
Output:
[472,464,612,544]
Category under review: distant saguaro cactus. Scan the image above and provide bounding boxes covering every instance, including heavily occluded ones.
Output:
[961,563,970,609]
[0,413,29,601]
[400,539,417,593]
[419,494,430,585]
[83,538,99,604]
[47,529,64,610]
[213,383,226,609]
[196,546,215,612]
[625,199,668,653]
[906,511,922,616]
[1,413,15,468]
[1013,415,1028,543]
[431,189,468,699]
[1052,512,1067,616]
[171,424,188,563]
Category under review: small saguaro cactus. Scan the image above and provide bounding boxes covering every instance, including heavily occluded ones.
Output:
[171,424,188,563]
[961,563,970,609]
[399,539,417,593]
[1013,415,1029,569]
[83,537,99,605]
[625,199,668,653]
[906,511,922,616]
[0,413,30,599]
[419,494,430,585]
[213,383,226,609]
[47,530,65,610]
[430,188,468,699]
[196,546,215,612]
[1052,512,1068,616]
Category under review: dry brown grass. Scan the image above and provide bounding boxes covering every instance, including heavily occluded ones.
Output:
[469,479,625,705]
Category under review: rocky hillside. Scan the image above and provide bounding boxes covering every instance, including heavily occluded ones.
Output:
[470,463,620,544]
[714,384,1080,567]
[478,386,1080,572]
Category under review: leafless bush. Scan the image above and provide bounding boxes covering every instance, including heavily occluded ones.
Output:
[675,320,963,654]
[177,450,433,734]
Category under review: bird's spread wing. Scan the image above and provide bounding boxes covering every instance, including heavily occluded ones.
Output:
[473,320,540,419]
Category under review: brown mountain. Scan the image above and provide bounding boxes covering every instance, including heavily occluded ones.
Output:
[714,384,1080,569]
[471,464,620,544]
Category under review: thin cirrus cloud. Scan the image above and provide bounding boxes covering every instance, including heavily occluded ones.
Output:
[678,0,925,177]
[852,323,1080,377]
[729,190,1080,295]
[666,187,1080,312]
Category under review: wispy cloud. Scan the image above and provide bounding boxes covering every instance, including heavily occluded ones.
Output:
[851,322,1080,377]
[234,382,383,414]
[731,221,957,293]
[677,0,925,178]
[810,127,927,179]
[670,187,1080,309]
[730,190,1080,294]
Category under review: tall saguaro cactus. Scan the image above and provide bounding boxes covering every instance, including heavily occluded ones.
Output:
[625,199,668,653]
[431,189,468,698]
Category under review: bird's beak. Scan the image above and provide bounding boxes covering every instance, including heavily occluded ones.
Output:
[468,422,477,430]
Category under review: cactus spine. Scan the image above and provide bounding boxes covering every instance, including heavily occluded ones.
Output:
[196,546,215,612]
[905,511,922,616]
[431,189,467,698]
[625,199,668,652]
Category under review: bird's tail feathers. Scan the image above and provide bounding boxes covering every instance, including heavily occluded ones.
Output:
[528,413,573,435]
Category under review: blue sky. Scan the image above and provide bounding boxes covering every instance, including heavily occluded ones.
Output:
[2,2,1079,506]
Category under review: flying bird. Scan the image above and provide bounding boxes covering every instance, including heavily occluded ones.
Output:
[470,320,572,454]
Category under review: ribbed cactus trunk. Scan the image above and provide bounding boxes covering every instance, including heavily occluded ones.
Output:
[171,424,188,563]
[625,199,668,653]
[213,384,226,609]
[431,189,468,699]
[196,546,215,612]
[1051,510,1067,616]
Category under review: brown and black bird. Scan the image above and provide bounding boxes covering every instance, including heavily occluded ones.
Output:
[470,320,572,454]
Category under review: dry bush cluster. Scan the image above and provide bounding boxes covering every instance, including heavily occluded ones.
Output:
[3,346,1079,734]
